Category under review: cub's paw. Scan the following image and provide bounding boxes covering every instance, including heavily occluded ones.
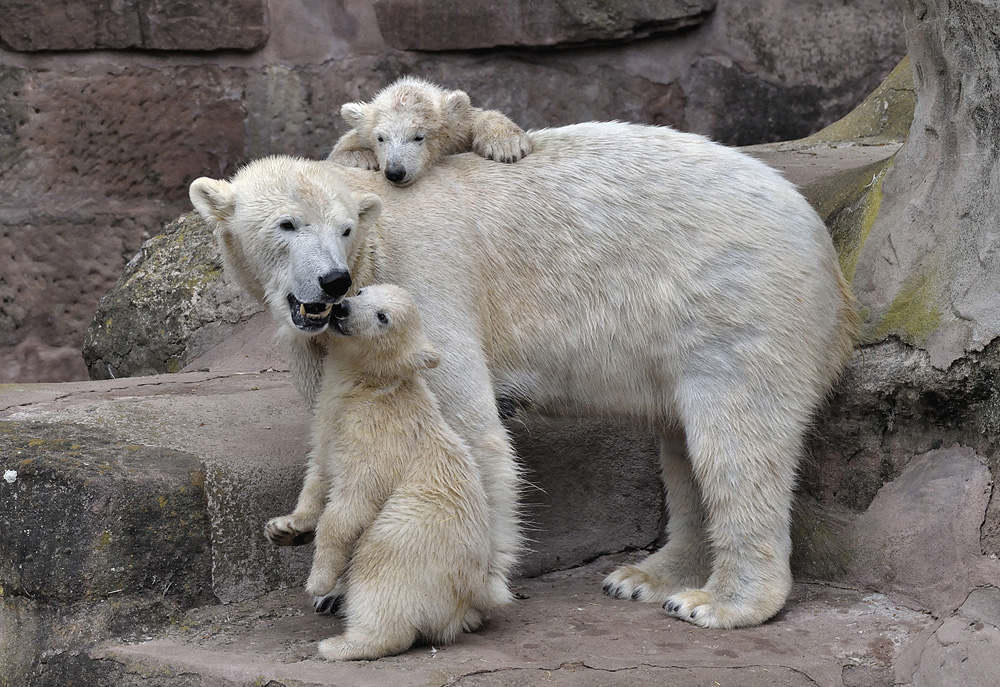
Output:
[313,591,344,615]
[318,636,370,661]
[602,565,679,604]
[475,132,532,164]
[264,515,315,546]
[311,578,346,615]
[462,608,484,633]
[318,632,411,661]
[329,148,380,171]
[305,568,339,600]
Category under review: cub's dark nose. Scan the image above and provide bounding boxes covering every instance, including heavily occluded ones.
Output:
[319,268,352,299]
[384,166,406,183]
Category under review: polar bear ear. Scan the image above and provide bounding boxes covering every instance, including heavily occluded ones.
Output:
[417,344,440,371]
[341,102,370,128]
[354,192,383,225]
[443,90,471,120]
[189,177,236,225]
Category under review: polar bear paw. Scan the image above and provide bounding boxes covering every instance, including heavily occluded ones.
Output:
[329,147,380,171]
[602,565,683,604]
[313,591,344,615]
[663,583,786,629]
[664,589,740,628]
[462,607,484,633]
[317,636,371,661]
[318,631,412,661]
[310,578,347,615]
[474,131,532,164]
[264,515,315,546]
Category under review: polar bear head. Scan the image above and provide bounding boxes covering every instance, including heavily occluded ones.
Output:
[332,284,440,381]
[341,76,471,186]
[188,156,382,338]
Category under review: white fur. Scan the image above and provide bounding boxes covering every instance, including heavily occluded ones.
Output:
[281,284,508,660]
[328,76,532,186]
[190,121,857,630]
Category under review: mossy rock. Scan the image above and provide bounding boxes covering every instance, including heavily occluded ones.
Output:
[82,213,261,380]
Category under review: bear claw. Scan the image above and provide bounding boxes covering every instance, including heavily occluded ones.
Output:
[314,592,344,615]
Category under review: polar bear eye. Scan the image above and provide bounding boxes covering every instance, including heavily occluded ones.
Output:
[376,135,385,143]
[279,219,296,232]
[413,133,425,142]
[376,312,390,326]
[342,224,353,238]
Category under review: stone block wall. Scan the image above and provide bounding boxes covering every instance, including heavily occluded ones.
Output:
[0,0,905,383]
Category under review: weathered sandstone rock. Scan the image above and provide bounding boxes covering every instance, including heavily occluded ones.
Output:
[0,0,269,52]
[372,0,716,50]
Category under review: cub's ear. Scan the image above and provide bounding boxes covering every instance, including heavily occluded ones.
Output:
[189,178,236,225]
[443,90,472,120]
[417,344,440,371]
[354,192,383,226]
[341,102,370,128]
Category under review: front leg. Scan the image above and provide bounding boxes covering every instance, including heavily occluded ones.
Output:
[305,487,380,598]
[604,430,711,601]
[265,449,326,546]
[469,108,532,163]
[327,129,380,170]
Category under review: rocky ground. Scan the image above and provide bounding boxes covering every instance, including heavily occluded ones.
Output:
[96,555,939,687]
[0,368,991,687]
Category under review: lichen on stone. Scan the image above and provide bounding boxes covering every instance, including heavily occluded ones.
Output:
[863,267,943,347]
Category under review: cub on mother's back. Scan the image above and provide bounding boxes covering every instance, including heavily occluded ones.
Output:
[328,76,532,186]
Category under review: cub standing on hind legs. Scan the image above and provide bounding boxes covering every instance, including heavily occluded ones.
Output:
[329,76,532,186]
[277,284,509,661]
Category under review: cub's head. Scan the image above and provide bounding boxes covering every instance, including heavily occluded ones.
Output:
[331,284,440,381]
[188,156,382,337]
[341,76,471,187]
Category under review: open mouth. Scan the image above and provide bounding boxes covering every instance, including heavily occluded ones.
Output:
[287,294,341,333]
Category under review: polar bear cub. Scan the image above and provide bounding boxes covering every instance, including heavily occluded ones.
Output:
[288,284,510,661]
[328,76,532,186]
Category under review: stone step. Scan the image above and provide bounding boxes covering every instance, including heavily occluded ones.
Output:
[0,370,662,685]
[93,555,934,687]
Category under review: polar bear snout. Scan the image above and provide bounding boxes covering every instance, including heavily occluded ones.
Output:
[384,164,410,185]
[319,268,352,300]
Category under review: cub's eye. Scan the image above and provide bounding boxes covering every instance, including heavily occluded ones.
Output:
[279,219,296,232]
[414,133,425,142]
[376,312,389,325]
[342,225,353,238]
[376,135,384,143]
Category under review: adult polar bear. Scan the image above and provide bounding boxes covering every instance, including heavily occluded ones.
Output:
[190,121,856,629]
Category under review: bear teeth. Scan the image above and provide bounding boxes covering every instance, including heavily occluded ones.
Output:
[302,304,333,320]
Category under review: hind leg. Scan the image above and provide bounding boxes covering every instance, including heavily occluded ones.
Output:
[318,625,415,662]
[660,377,802,628]
[604,429,712,603]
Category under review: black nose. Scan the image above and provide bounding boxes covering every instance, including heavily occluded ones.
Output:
[319,268,352,299]
[384,166,406,183]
